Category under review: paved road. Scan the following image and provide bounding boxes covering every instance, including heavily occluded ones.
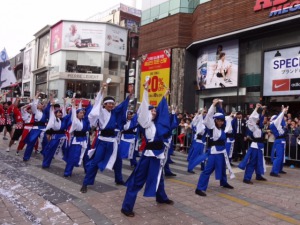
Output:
[1,135,300,225]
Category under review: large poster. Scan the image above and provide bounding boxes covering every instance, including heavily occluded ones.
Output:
[264,46,300,96]
[38,33,50,68]
[140,49,171,106]
[50,22,127,56]
[196,40,239,90]
[50,22,63,54]
[23,49,32,80]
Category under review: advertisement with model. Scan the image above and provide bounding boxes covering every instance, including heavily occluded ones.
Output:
[196,40,239,90]
[50,21,127,56]
[263,46,300,96]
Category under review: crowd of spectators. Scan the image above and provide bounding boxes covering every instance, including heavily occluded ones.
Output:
[173,110,300,161]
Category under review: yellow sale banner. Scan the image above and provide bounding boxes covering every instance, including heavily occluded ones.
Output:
[140,49,171,106]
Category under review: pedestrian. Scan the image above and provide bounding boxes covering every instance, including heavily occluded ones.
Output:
[270,106,289,177]
[195,98,235,197]
[23,92,51,161]
[80,83,132,193]
[63,99,92,177]
[42,100,71,168]
[238,103,267,184]
[121,82,173,217]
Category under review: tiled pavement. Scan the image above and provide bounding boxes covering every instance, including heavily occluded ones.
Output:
[1,136,300,225]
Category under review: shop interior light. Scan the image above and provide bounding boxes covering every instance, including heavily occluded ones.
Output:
[274,51,281,57]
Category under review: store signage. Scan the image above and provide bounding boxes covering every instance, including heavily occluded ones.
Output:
[49,72,103,81]
[263,46,300,96]
[253,0,300,17]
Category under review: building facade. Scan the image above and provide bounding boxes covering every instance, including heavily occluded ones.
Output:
[139,0,300,115]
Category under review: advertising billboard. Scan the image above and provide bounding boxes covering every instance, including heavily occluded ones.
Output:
[50,22,63,54]
[196,40,239,90]
[263,46,300,96]
[23,49,32,80]
[50,22,127,56]
[37,33,50,68]
[140,49,171,106]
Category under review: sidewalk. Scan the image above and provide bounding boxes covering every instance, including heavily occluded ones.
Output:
[1,134,300,225]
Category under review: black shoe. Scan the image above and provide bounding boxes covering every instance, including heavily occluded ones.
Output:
[195,189,207,197]
[156,199,174,205]
[256,176,267,181]
[270,172,280,177]
[165,173,177,177]
[243,179,253,185]
[279,171,287,174]
[116,181,125,185]
[187,170,195,174]
[222,183,234,189]
[64,174,71,178]
[230,163,236,167]
[23,159,29,162]
[80,185,87,193]
[121,209,135,217]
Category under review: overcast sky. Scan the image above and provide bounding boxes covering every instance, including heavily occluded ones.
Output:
[0,0,142,58]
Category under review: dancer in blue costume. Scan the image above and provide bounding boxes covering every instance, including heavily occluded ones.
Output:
[270,105,289,177]
[63,99,92,177]
[42,100,71,168]
[121,82,173,217]
[115,111,139,184]
[164,105,179,177]
[238,103,267,184]
[23,91,51,161]
[119,111,138,159]
[195,99,235,197]
[224,112,235,165]
[80,83,133,193]
[187,108,207,173]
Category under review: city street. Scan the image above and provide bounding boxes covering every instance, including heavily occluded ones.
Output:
[1,135,300,225]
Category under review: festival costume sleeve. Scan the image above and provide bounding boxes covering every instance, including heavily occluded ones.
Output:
[84,102,93,120]
[114,96,130,130]
[43,102,51,119]
[31,99,39,114]
[170,113,179,130]
[88,91,103,127]
[273,112,285,135]
[247,109,260,137]
[155,96,170,137]
[203,104,215,129]
[69,106,81,133]
[45,107,55,131]
[138,90,152,129]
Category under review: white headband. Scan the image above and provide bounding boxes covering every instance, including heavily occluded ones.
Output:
[103,99,115,104]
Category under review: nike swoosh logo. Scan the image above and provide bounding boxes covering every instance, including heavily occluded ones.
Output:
[274,83,286,88]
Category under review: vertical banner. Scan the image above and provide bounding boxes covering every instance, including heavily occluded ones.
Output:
[140,49,171,106]
[0,49,17,88]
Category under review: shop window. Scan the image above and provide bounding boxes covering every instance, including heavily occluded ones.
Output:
[65,80,100,99]
[66,60,77,72]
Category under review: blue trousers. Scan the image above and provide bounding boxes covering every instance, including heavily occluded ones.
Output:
[42,138,66,168]
[197,153,227,191]
[83,141,114,186]
[271,140,285,175]
[113,149,124,183]
[187,142,205,171]
[23,129,43,161]
[122,155,169,212]
[130,150,139,167]
[243,148,263,181]
[64,144,82,176]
